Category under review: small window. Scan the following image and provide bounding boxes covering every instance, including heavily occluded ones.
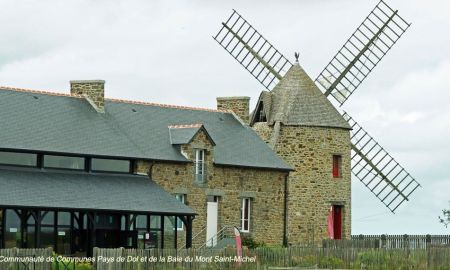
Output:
[175,194,186,230]
[333,155,342,178]
[91,158,130,173]
[241,198,251,232]
[194,149,205,183]
[44,155,85,170]
[254,102,267,122]
[0,151,37,167]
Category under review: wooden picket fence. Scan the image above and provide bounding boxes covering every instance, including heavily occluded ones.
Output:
[348,234,450,249]
[93,246,450,270]
[0,248,52,270]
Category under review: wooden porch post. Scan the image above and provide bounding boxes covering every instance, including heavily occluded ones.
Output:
[185,216,193,249]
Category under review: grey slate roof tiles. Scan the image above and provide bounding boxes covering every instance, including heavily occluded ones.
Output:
[0,87,292,171]
[0,167,195,215]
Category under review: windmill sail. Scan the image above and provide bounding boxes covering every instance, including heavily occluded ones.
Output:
[343,112,421,212]
[316,0,411,105]
[213,10,292,91]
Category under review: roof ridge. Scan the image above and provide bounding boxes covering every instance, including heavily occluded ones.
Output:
[106,98,229,113]
[0,85,231,113]
[168,123,203,129]
[0,85,82,98]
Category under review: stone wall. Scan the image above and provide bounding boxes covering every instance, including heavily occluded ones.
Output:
[70,80,105,110]
[136,128,287,247]
[216,96,250,124]
[253,122,351,244]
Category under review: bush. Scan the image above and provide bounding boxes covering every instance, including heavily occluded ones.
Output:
[241,235,265,249]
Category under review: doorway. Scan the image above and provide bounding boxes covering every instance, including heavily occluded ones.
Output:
[329,205,343,239]
[206,196,219,247]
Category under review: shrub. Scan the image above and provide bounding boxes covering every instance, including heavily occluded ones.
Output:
[241,235,265,249]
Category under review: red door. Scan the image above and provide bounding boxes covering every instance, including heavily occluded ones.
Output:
[327,205,343,239]
[333,206,342,239]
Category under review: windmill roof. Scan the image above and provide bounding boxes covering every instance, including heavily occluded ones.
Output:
[267,63,351,129]
[0,87,292,171]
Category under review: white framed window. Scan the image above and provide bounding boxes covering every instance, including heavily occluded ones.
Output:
[241,198,251,232]
[194,149,205,182]
[175,194,186,230]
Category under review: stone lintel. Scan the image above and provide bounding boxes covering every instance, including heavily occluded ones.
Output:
[239,191,256,198]
[173,187,189,194]
[205,189,225,197]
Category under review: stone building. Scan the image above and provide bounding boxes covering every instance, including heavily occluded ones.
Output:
[220,62,352,244]
[255,62,352,243]
[0,80,291,255]
[0,62,351,254]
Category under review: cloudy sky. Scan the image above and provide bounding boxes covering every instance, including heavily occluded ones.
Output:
[1,0,449,234]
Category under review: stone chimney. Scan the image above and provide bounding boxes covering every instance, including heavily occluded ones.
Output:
[216,96,250,124]
[70,80,105,113]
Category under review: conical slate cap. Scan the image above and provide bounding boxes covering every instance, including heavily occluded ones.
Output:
[268,62,351,129]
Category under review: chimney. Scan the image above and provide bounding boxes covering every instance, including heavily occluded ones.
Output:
[216,96,250,124]
[70,80,105,113]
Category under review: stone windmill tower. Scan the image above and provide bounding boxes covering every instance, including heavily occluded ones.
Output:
[214,1,421,244]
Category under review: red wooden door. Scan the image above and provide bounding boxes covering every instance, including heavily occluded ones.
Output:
[333,206,342,239]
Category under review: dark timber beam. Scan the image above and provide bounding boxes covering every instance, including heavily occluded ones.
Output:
[352,143,407,201]
[324,11,398,97]
[221,22,282,80]
[185,216,194,249]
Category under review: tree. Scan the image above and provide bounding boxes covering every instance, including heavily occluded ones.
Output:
[439,202,450,228]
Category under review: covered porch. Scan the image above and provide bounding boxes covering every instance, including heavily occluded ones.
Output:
[0,167,195,255]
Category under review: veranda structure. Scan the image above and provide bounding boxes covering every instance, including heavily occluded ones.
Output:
[0,163,195,256]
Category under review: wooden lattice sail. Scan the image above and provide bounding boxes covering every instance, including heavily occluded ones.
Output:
[213,2,421,213]
[316,0,411,105]
[343,112,421,212]
[214,10,292,91]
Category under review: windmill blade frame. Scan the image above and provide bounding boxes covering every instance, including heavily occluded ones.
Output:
[316,0,411,106]
[213,10,293,91]
[343,112,421,212]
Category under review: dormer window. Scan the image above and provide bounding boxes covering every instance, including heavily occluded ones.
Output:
[254,102,267,122]
[194,149,205,183]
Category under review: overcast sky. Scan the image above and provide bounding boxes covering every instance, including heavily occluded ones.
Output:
[1,0,449,234]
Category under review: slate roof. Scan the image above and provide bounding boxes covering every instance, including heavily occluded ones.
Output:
[0,87,292,171]
[168,124,215,145]
[0,166,195,215]
[258,63,351,129]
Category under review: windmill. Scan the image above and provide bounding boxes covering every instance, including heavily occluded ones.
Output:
[213,0,421,213]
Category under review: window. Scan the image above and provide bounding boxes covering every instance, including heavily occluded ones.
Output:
[255,102,267,122]
[175,194,186,230]
[91,158,130,173]
[332,155,342,178]
[0,151,37,167]
[194,149,205,183]
[241,198,251,232]
[44,155,85,170]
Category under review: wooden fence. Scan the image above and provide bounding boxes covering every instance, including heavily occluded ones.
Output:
[93,246,450,270]
[348,234,450,249]
[0,248,52,270]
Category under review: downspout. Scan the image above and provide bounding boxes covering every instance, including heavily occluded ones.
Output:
[283,173,289,247]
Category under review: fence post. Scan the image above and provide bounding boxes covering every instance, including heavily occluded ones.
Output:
[381,234,387,249]
[403,234,409,249]
[92,247,98,270]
